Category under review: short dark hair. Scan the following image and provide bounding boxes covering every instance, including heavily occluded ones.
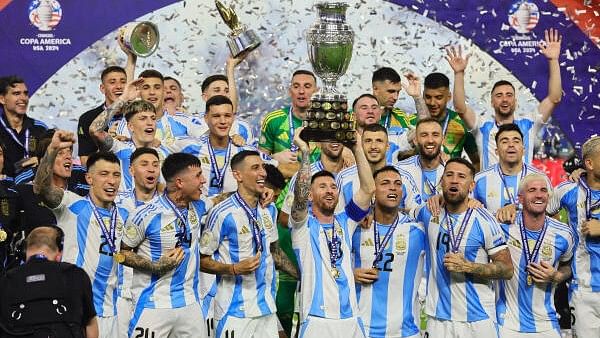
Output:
[491,80,515,94]
[372,67,401,84]
[130,147,159,164]
[230,150,261,171]
[0,75,25,96]
[363,123,388,135]
[424,73,450,90]
[163,76,182,89]
[139,69,163,82]
[311,170,335,185]
[373,165,401,180]
[291,70,317,83]
[124,100,156,121]
[206,95,233,113]
[162,153,201,182]
[495,123,523,144]
[445,157,476,178]
[352,93,379,111]
[100,66,126,82]
[201,75,228,93]
[87,151,120,171]
[416,117,443,130]
[264,164,286,190]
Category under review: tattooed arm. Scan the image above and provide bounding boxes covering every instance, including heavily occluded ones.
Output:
[444,248,514,280]
[33,130,75,208]
[290,127,311,225]
[120,244,184,276]
[270,241,299,279]
[402,73,429,119]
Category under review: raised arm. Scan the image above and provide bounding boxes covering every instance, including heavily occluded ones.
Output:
[226,53,248,113]
[537,28,562,122]
[350,131,375,210]
[33,130,75,208]
[446,46,476,130]
[402,73,429,119]
[118,34,137,82]
[289,127,311,223]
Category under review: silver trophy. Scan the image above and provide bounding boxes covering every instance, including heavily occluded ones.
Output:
[119,22,160,57]
[215,0,261,57]
[304,2,355,143]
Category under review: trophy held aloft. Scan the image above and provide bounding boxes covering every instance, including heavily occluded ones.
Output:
[303,2,355,144]
[215,0,261,57]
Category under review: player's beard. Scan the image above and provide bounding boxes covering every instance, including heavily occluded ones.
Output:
[442,188,468,207]
[418,143,441,161]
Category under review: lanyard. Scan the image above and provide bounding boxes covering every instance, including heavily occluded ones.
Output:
[497,164,527,205]
[207,138,232,189]
[0,116,30,157]
[372,211,399,268]
[163,194,189,247]
[441,112,450,137]
[518,213,548,267]
[580,177,600,220]
[234,192,263,253]
[419,155,443,196]
[322,218,342,269]
[288,107,298,152]
[443,208,474,253]
[87,196,118,254]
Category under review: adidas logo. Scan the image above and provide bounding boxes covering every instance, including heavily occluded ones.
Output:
[239,225,250,235]
[362,238,374,247]
[161,222,175,232]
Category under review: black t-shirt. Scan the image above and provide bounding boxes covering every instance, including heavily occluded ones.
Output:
[0,114,48,178]
[77,104,124,157]
[0,179,19,273]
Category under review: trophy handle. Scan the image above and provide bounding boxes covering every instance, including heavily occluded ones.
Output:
[215,0,242,32]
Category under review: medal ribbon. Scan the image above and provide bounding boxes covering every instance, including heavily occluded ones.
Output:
[441,112,450,137]
[0,117,30,157]
[518,213,548,272]
[163,194,189,247]
[207,137,232,189]
[322,218,341,270]
[288,107,299,152]
[580,177,600,220]
[234,192,263,253]
[419,155,442,196]
[372,211,400,268]
[444,208,474,253]
[87,196,118,254]
[497,164,527,205]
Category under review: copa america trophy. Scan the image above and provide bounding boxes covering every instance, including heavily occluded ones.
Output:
[303,2,355,143]
[215,0,261,57]
[119,22,160,57]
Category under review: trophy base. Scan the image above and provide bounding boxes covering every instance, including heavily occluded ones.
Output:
[302,95,356,144]
[228,29,261,57]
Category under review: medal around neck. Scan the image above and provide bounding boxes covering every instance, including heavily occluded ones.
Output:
[119,21,160,57]
[303,2,356,144]
[215,0,261,57]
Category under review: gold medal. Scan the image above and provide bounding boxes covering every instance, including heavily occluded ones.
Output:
[331,267,340,279]
[527,275,533,286]
[114,252,126,264]
[0,229,7,242]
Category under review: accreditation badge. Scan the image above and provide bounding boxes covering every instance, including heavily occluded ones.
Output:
[0,198,9,216]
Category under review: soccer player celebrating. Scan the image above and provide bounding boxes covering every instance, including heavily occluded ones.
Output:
[352,166,426,338]
[547,136,600,336]
[200,150,297,337]
[414,158,513,337]
[120,153,210,337]
[497,174,574,337]
[448,29,562,169]
[289,127,374,337]
[34,131,128,338]
[473,123,550,221]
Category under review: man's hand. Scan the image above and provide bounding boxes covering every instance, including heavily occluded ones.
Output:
[427,194,443,217]
[341,146,355,169]
[293,126,310,154]
[402,73,422,98]
[154,247,185,274]
[496,204,517,224]
[568,168,585,183]
[231,134,246,147]
[467,198,484,209]
[528,261,558,284]
[354,267,379,284]
[260,187,275,207]
[20,156,39,168]
[582,219,600,237]
[445,45,471,74]
[120,78,144,103]
[226,51,249,69]
[272,150,298,165]
[49,130,76,152]
[539,28,561,61]
[233,252,261,275]
[444,252,472,273]
[117,32,137,59]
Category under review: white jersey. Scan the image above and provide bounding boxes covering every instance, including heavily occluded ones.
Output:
[496,213,575,333]
[122,194,211,310]
[471,111,545,169]
[547,180,600,291]
[109,140,171,192]
[395,155,445,202]
[351,212,426,338]
[473,163,551,215]
[335,164,422,213]
[116,111,204,141]
[290,200,369,320]
[52,191,129,317]
[200,195,279,320]
[414,205,507,322]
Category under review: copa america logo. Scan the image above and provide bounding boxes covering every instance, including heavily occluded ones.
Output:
[28,0,62,32]
[508,0,539,34]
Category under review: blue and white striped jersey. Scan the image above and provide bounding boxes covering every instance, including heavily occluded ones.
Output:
[122,194,211,310]
[52,191,129,317]
[472,112,545,169]
[352,212,426,337]
[473,164,551,215]
[200,196,279,320]
[190,113,255,145]
[414,205,507,322]
[290,201,369,320]
[335,164,422,213]
[547,180,600,291]
[496,213,574,333]
[395,155,445,202]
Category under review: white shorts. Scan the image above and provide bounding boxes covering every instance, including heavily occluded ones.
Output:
[499,326,560,338]
[298,316,366,338]
[425,316,498,338]
[201,295,215,337]
[128,302,206,338]
[116,297,134,338]
[215,313,278,338]
[571,288,600,337]
[98,315,118,338]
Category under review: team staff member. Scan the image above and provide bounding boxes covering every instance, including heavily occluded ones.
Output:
[0,142,19,273]
[0,226,98,338]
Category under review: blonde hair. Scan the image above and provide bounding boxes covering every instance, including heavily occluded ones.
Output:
[518,173,550,194]
[582,136,600,161]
